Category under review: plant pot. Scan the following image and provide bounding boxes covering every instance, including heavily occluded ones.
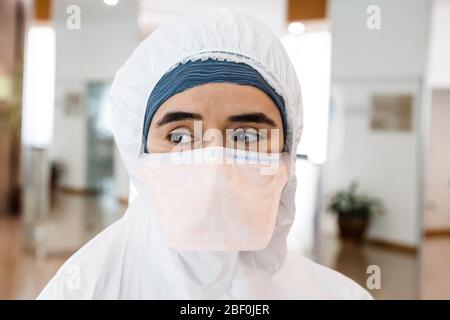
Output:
[337,214,369,242]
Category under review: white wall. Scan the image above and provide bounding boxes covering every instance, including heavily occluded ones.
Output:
[331,0,429,80]
[322,0,431,247]
[428,0,450,88]
[324,80,423,245]
[423,0,450,231]
[288,159,321,255]
[282,23,332,255]
[51,0,138,199]
[424,90,450,230]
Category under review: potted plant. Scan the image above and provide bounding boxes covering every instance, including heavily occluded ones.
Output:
[327,182,384,242]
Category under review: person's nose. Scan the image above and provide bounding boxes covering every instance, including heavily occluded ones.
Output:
[202,127,225,148]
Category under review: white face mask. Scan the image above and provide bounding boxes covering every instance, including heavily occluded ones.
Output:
[134,147,290,251]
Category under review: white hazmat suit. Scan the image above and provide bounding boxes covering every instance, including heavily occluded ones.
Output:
[38,10,372,300]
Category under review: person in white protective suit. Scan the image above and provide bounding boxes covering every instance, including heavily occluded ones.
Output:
[38,10,372,300]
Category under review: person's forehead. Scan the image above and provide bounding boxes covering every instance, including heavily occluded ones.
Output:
[154,83,279,116]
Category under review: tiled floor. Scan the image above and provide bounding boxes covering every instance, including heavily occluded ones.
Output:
[316,236,420,299]
[0,192,449,299]
[0,192,126,299]
[419,237,450,299]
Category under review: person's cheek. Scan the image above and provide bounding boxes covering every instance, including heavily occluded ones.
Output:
[147,134,169,153]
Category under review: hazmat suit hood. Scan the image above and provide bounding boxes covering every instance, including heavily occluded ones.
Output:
[38,9,372,300]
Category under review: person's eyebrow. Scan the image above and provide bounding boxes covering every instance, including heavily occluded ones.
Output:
[227,112,276,126]
[156,111,202,127]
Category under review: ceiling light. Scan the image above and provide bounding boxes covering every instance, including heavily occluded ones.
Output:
[288,22,305,35]
[103,0,119,6]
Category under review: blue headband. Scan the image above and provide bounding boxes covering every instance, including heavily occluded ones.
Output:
[142,58,287,152]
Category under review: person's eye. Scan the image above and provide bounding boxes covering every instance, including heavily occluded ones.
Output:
[167,129,193,145]
[230,128,265,144]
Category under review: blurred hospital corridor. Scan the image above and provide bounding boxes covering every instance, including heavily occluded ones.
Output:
[1,0,450,300]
